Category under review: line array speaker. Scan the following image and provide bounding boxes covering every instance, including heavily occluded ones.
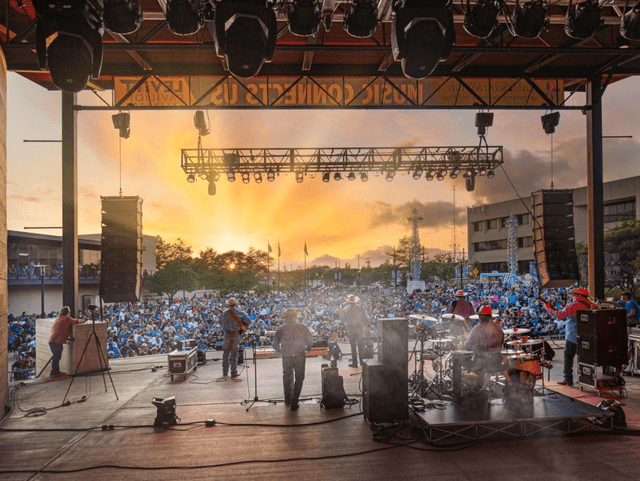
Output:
[99,196,143,303]
[531,189,579,288]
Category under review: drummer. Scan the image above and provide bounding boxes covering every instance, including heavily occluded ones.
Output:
[464,305,505,388]
[446,289,476,335]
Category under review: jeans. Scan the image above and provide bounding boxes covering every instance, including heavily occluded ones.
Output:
[348,333,364,365]
[222,331,240,375]
[564,341,577,385]
[49,342,64,374]
[282,354,306,405]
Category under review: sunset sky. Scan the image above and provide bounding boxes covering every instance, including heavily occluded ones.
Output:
[7,73,640,268]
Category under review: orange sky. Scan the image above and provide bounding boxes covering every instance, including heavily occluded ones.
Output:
[7,74,640,268]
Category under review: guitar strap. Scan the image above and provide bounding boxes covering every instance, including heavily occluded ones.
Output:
[228,309,246,331]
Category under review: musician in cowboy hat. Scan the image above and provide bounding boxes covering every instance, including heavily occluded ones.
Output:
[446,289,476,335]
[544,287,596,386]
[218,297,251,378]
[342,294,369,368]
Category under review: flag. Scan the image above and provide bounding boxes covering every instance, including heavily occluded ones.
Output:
[304,242,308,256]
[268,242,272,254]
[278,242,281,257]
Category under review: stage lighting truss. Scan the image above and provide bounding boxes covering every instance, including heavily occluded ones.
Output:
[508,0,549,39]
[621,2,640,40]
[181,145,504,186]
[285,0,322,36]
[343,0,379,37]
[565,0,602,40]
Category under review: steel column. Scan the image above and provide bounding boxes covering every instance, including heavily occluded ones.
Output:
[62,92,78,315]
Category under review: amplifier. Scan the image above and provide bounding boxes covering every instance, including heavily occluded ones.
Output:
[313,336,328,348]
[362,360,408,424]
[168,348,198,380]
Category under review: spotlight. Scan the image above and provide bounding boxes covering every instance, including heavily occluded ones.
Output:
[391,2,455,79]
[464,0,500,38]
[111,112,130,139]
[254,173,263,183]
[466,173,476,192]
[541,112,560,134]
[385,171,395,182]
[344,0,378,37]
[214,0,277,77]
[227,172,236,182]
[104,0,143,34]
[334,172,342,181]
[565,0,602,40]
[267,169,276,182]
[478,166,487,176]
[450,168,460,179]
[242,173,251,184]
[621,3,640,41]
[34,0,103,93]
[348,172,356,181]
[323,172,331,182]
[296,172,304,183]
[286,0,321,36]
[463,169,475,178]
[412,169,423,180]
[208,181,216,196]
[487,169,496,179]
[360,172,368,182]
[511,0,549,39]
[187,174,196,183]
[152,396,178,426]
[436,170,447,181]
[162,0,204,35]
[194,110,210,136]
[211,172,221,182]
[475,112,494,136]
[426,170,436,181]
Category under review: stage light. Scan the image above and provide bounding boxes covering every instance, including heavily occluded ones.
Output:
[487,169,496,179]
[360,172,368,182]
[478,166,487,176]
[343,0,378,37]
[426,170,436,181]
[412,169,423,180]
[254,173,263,183]
[296,172,304,183]
[187,174,196,183]
[104,0,143,34]
[152,396,178,426]
[464,0,500,38]
[475,111,494,136]
[242,173,251,184]
[34,0,103,93]
[450,167,460,179]
[285,0,321,36]
[194,110,210,136]
[436,170,447,181]
[111,112,130,139]
[214,0,277,77]
[208,180,216,196]
[511,0,549,39]
[322,0,336,30]
[211,172,221,182]
[621,3,640,40]
[466,173,476,192]
[162,0,204,35]
[348,171,356,181]
[391,3,454,79]
[385,171,396,182]
[464,169,475,178]
[334,172,342,181]
[541,112,560,134]
[565,0,602,39]
[322,172,331,182]
[267,169,276,182]
[227,172,236,182]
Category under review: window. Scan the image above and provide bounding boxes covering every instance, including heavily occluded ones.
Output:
[517,237,533,248]
[474,239,507,252]
[517,213,529,225]
[486,219,497,230]
[604,200,636,224]
[473,221,483,232]
[501,217,509,227]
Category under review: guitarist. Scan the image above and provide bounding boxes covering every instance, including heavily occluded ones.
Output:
[541,287,596,386]
[219,298,251,378]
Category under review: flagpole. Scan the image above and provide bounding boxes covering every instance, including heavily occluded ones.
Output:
[277,240,281,292]
[267,241,271,291]
[304,240,307,295]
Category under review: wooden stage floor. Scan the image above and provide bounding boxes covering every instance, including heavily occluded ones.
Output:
[2,344,640,480]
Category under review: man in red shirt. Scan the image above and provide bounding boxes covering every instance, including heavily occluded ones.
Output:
[48,306,86,377]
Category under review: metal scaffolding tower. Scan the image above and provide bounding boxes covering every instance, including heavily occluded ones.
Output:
[408,208,423,282]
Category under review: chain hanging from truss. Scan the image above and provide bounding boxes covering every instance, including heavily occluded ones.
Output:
[408,208,423,282]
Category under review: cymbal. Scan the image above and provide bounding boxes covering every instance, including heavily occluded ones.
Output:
[506,339,543,346]
[441,313,465,321]
[431,338,454,344]
[408,314,438,323]
[503,328,531,335]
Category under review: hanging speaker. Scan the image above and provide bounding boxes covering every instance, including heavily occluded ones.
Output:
[100,196,143,303]
[531,189,579,288]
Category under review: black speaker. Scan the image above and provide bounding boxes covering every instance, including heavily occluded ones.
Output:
[531,189,580,288]
[100,196,143,303]
[577,308,628,366]
[377,318,408,371]
[362,360,408,423]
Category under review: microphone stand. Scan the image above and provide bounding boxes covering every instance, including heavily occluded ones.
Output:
[242,335,276,411]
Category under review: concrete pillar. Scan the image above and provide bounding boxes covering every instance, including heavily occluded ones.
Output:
[0,50,8,410]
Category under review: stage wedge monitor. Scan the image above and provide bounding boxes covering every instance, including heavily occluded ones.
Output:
[531,189,579,288]
[100,196,143,303]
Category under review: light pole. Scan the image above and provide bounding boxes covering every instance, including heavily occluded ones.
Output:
[34,264,46,317]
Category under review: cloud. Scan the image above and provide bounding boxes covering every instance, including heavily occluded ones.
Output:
[310,254,341,267]
[369,199,465,229]
[8,195,41,203]
[80,185,99,199]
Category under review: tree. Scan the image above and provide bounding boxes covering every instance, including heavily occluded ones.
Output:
[156,236,193,270]
[604,220,640,287]
[145,260,199,299]
[386,236,411,269]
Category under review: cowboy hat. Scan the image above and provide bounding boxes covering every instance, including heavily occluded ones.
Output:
[282,308,298,318]
[346,294,360,303]
[226,298,238,306]
[568,287,589,298]
[478,305,493,316]
[455,290,466,297]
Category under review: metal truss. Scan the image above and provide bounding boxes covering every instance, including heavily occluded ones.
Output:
[180,145,504,182]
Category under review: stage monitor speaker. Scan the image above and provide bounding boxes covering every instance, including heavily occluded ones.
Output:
[577,308,628,366]
[531,189,579,288]
[362,360,408,423]
[100,196,143,303]
[377,318,408,371]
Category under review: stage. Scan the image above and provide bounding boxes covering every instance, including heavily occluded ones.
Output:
[1,343,640,480]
